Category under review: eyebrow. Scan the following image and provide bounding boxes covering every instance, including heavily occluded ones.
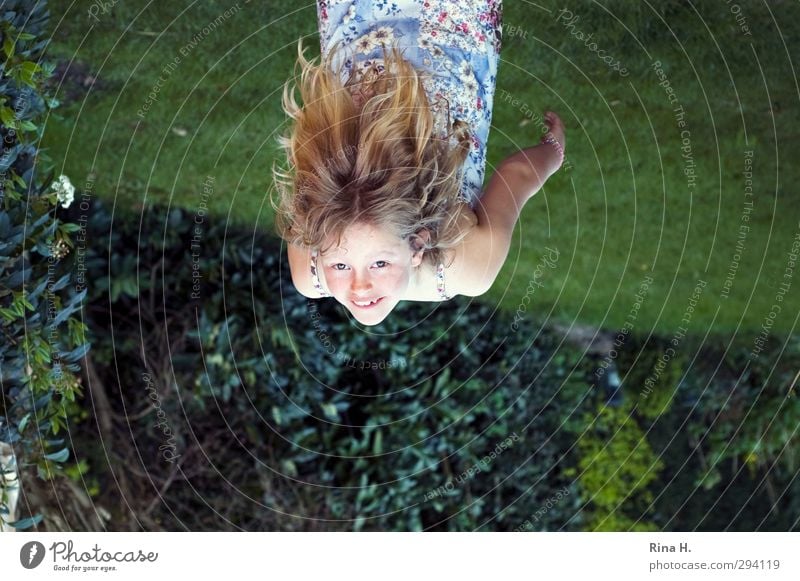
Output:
[324,249,398,258]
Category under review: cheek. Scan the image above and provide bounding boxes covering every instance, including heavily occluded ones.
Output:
[324,271,350,294]
[381,270,409,292]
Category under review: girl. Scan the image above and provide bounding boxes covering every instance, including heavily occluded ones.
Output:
[271,1,566,326]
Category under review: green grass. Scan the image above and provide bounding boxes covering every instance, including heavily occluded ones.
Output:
[42,0,799,337]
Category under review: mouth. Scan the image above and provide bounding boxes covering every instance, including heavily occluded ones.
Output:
[351,297,384,309]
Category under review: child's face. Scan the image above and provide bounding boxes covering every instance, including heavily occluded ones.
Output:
[319,222,423,326]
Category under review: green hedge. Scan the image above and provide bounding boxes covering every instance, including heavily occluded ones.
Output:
[0,0,89,530]
[68,194,800,531]
[76,199,598,530]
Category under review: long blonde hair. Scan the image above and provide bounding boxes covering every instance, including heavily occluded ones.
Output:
[271,37,473,269]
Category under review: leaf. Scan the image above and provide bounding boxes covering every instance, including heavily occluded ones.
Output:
[0,106,16,126]
[59,223,82,233]
[44,447,70,463]
[321,402,339,420]
[18,412,31,433]
[2,36,14,59]
[49,272,71,292]
[62,342,90,363]
[8,514,43,530]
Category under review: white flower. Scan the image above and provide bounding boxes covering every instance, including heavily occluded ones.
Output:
[51,174,75,209]
[354,33,374,54]
[462,76,478,95]
[457,60,478,95]
[343,3,356,24]
[368,26,394,48]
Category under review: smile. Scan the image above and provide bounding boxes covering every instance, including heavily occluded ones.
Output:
[351,297,384,308]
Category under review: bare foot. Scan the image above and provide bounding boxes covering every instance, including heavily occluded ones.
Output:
[543,110,566,153]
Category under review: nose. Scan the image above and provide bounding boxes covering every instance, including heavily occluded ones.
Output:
[350,269,372,296]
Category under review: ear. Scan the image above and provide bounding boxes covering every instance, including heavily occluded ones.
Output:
[410,228,430,268]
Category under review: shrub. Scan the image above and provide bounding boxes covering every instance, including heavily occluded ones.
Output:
[0,0,89,531]
[77,198,590,531]
[566,401,663,531]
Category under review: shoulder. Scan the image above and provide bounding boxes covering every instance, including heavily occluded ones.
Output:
[404,203,493,300]
[398,203,483,301]
[286,242,327,299]
[445,196,509,297]
[443,204,495,297]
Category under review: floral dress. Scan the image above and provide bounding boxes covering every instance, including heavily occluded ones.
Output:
[316,0,503,208]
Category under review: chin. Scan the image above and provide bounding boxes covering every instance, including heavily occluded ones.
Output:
[344,300,395,326]
[335,295,397,325]
[351,310,390,326]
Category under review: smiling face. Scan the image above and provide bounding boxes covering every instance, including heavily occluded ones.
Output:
[319,221,426,326]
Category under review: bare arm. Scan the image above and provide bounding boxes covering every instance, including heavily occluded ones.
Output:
[474,142,563,234]
[457,123,564,295]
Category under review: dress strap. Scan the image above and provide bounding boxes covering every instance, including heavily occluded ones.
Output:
[436,263,450,300]
[310,249,332,297]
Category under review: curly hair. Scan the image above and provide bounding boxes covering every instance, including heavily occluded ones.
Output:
[270,37,474,269]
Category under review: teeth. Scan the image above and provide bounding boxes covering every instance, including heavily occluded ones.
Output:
[354,299,378,306]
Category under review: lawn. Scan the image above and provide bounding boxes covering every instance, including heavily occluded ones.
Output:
[41,0,799,339]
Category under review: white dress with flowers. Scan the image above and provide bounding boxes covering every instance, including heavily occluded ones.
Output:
[316,0,503,208]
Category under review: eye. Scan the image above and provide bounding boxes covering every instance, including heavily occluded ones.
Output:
[374,260,389,268]
[332,263,349,271]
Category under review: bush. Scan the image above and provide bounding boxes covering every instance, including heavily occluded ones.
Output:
[76,198,593,531]
[0,0,89,530]
[70,196,800,531]
[565,401,663,531]
[615,331,800,530]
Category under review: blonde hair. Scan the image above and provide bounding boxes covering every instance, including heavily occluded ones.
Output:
[271,37,473,269]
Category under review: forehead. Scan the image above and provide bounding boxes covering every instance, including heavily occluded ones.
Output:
[323,222,404,256]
